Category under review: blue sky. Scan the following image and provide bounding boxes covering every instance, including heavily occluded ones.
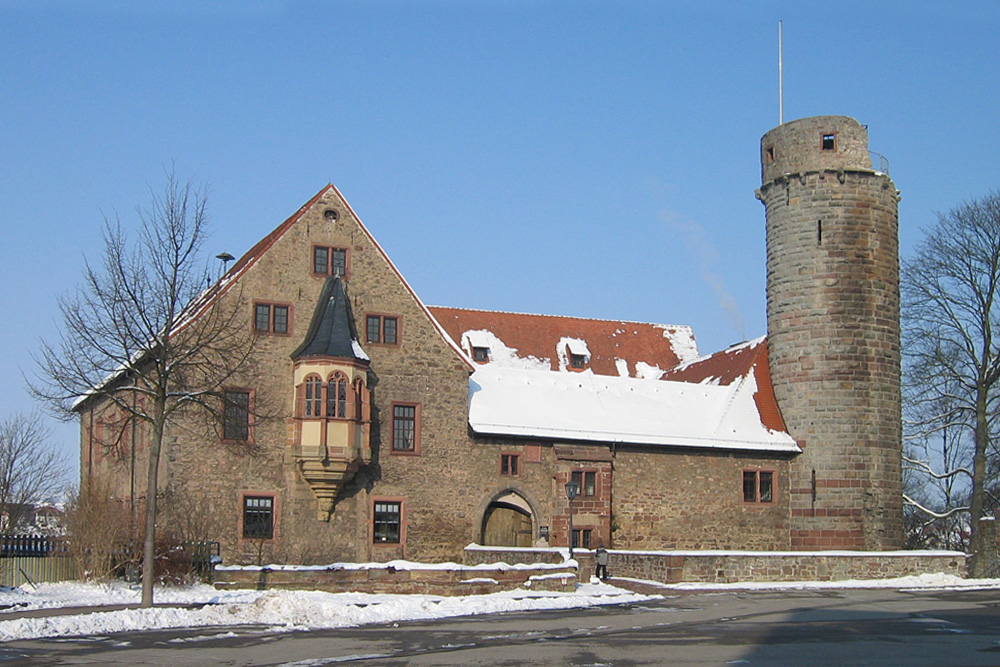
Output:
[2,1,999,479]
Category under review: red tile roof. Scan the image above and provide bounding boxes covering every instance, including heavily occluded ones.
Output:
[427,306,697,378]
[661,337,787,434]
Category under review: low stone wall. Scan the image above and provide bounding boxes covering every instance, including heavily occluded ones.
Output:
[214,560,577,595]
[464,545,966,584]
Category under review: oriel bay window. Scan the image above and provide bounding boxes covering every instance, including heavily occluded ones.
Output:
[298,373,355,419]
[327,372,347,418]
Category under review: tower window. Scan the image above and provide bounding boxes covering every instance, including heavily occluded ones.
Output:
[817,220,823,246]
[821,134,836,151]
[765,146,775,162]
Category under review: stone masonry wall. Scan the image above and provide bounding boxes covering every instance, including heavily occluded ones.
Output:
[760,116,903,550]
[612,447,792,550]
[465,546,966,584]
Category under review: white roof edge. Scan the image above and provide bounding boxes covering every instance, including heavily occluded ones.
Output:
[468,422,801,453]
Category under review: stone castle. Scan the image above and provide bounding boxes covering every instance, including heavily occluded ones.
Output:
[77,115,903,564]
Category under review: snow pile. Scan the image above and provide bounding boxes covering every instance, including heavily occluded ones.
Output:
[0,580,652,642]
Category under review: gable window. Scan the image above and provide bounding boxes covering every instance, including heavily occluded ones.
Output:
[501,453,519,476]
[821,133,836,151]
[223,390,251,442]
[743,470,775,504]
[242,495,273,539]
[472,346,490,363]
[571,470,596,497]
[366,315,399,345]
[255,302,290,334]
[373,500,401,543]
[313,246,348,277]
[391,403,419,453]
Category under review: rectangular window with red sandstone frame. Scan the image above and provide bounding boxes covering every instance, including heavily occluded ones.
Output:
[743,469,775,503]
[572,470,596,497]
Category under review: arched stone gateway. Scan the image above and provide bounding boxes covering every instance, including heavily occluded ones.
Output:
[481,490,535,547]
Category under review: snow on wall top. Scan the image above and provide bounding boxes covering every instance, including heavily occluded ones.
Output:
[468,365,799,453]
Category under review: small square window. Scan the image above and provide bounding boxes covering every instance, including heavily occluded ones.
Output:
[501,453,519,476]
[366,315,400,345]
[743,470,775,504]
[472,347,490,363]
[254,303,290,335]
[313,246,349,277]
[570,353,587,369]
[821,134,836,151]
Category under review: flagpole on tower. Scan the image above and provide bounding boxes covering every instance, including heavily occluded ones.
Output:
[778,20,784,125]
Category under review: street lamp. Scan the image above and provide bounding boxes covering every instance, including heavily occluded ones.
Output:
[565,478,580,561]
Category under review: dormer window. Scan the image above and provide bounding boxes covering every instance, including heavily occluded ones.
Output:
[561,338,590,371]
[472,346,490,363]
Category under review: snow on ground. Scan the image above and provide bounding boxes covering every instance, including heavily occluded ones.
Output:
[0,579,651,642]
[1,573,998,643]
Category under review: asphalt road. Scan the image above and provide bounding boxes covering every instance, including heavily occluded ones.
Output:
[4,587,1000,666]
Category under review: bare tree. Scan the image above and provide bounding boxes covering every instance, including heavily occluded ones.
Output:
[32,173,258,606]
[901,190,1000,575]
[0,412,66,532]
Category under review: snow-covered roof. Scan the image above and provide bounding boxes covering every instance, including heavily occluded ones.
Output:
[468,366,800,453]
[429,306,697,378]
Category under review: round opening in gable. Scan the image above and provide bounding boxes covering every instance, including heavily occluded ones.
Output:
[323,209,339,222]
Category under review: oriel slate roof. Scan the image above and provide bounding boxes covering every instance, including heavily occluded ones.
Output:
[292,275,369,362]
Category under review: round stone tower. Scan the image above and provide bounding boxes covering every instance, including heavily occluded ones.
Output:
[757,116,903,550]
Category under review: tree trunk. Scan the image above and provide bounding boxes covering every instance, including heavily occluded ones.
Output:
[141,406,166,607]
[968,387,990,577]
